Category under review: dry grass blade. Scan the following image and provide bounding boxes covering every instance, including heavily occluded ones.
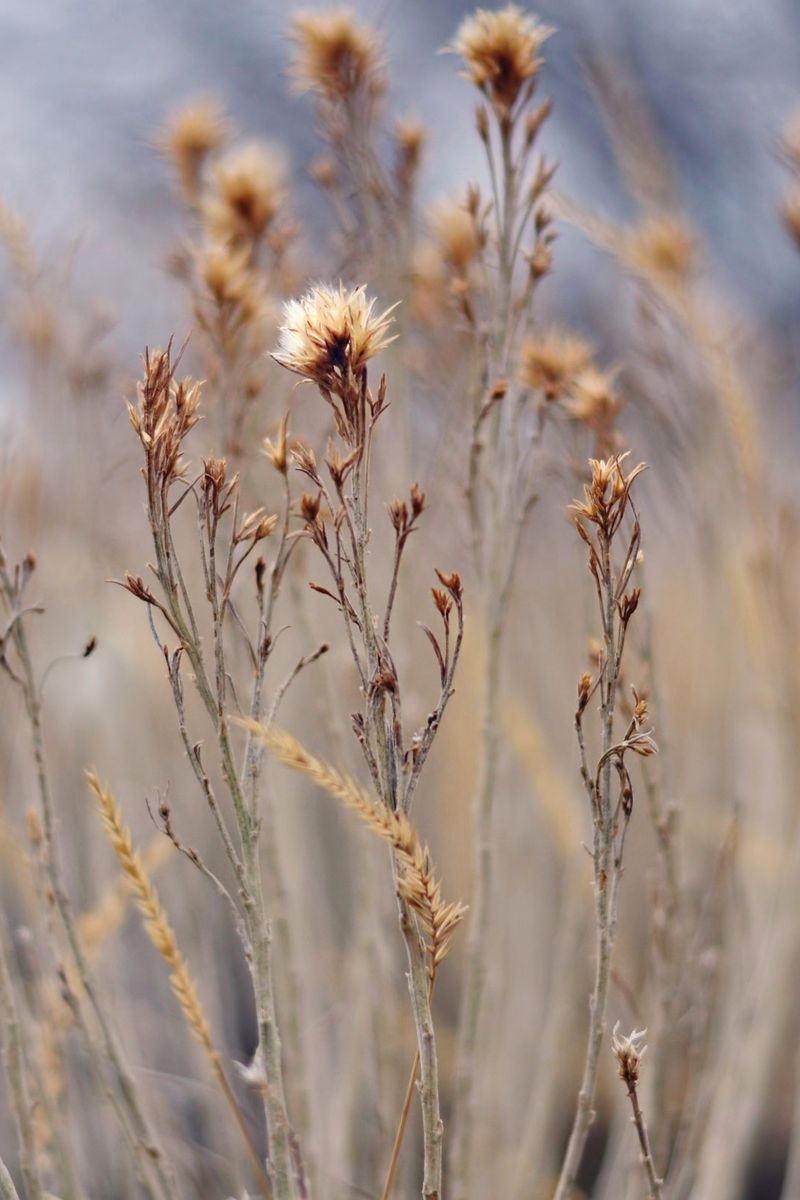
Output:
[237,719,467,974]
[85,770,273,1200]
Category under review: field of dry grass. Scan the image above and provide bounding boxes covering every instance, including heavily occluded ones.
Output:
[2,6,800,1199]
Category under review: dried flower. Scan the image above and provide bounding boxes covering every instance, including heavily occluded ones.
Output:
[571,453,646,536]
[429,198,483,275]
[205,142,286,248]
[564,366,621,426]
[263,412,290,474]
[161,98,227,199]
[623,215,695,284]
[447,6,555,114]
[611,1022,647,1087]
[290,9,382,100]
[273,283,396,389]
[520,330,593,400]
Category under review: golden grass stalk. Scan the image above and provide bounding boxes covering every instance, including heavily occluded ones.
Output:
[236,719,467,978]
[85,770,272,1200]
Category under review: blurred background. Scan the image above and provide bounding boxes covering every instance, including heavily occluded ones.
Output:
[1,3,800,1199]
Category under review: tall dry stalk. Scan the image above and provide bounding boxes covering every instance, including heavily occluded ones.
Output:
[271,281,466,1198]
[0,544,179,1200]
[86,770,273,1199]
[433,11,566,1189]
[0,934,43,1200]
[122,346,306,1199]
[553,454,656,1199]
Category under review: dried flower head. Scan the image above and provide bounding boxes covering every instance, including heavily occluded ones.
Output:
[611,1022,647,1087]
[206,142,286,248]
[290,9,382,100]
[624,214,695,284]
[571,452,646,537]
[263,412,290,475]
[128,345,203,487]
[197,245,265,325]
[161,98,227,199]
[447,6,555,114]
[394,117,427,169]
[564,366,622,427]
[429,198,483,275]
[273,283,396,389]
[520,329,593,400]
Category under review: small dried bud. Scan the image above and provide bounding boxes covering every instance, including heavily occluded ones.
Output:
[435,568,463,602]
[475,104,490,142]
[611,1023,647,1088]
[374,668,397,694]
[577,671,593,714]
[263,412,290,475]
[83,635,98,658]
[617,587,641,625]
[432,588,452,617]
[291,442,320,481]
[301,492,322,524]
[389,498,408,533]
[326,442,360,489]
[524,98,552,145]
[203,455,227,494]
[409,482,426,518]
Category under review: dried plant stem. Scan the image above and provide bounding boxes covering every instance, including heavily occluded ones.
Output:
[0,555,178,1200]
[623,1074,662,1199]
[0,1157,20,1200]
[511,866,588,1197]
[554,583,621,1200]
[0,936,43,1200]
[126,359,300,1200]
[449,603,502,1192]
[554,458,650,1200]
[240,720,465,1199]
[381,975,438,1200]
[612,1027,663,1200]
[87,771,273,1200]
